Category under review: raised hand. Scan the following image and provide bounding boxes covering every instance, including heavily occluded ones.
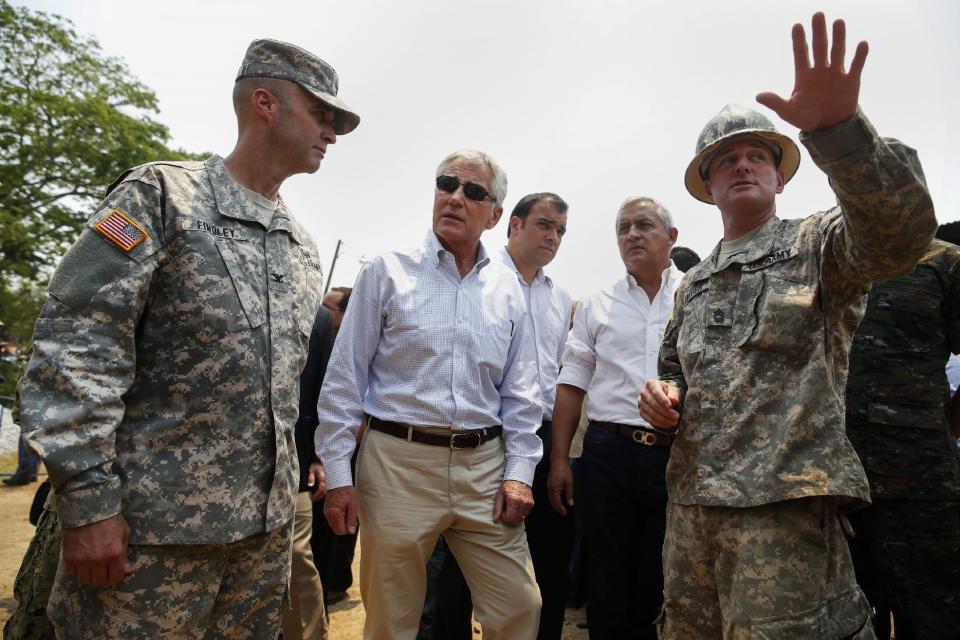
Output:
[756,12,868,132]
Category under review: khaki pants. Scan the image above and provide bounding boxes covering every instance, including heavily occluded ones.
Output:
[282,492,329,640]
[49,522,291,640]
[659,498,874,640]
[356,428,541,640]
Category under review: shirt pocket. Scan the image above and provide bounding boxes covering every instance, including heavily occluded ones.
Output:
[677,286,707,358]
[862,400,956,479]
[216,240,268,330]
[153,232,264,346]
[735,272,818,358]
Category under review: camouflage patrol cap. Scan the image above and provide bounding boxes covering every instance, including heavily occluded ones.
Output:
[684,104,800,204]
[237,39,360,135]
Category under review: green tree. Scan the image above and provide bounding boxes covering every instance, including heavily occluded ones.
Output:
[0,0,204,285]
[0,1,204,395]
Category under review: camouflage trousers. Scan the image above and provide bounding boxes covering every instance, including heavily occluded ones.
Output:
[4,489,60,640]
[659,498,875,639]
[846,498,960,640]
[47,521,292,639]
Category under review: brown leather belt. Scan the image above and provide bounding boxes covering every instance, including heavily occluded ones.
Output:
[368,416,502,450]
[591,421,674,447]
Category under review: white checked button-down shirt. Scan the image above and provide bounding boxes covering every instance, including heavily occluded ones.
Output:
[559,262,682,426]
[317,231,543,490]
[497,247,572,420]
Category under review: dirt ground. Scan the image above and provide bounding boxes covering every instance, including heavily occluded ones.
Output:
[0,455,588,639]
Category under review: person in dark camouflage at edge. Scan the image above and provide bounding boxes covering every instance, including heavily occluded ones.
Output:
[639,12,936,640]
[844,238,960,640]
[14,39,359,639]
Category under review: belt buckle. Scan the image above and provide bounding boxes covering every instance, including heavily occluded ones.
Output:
[632,429,656,446]
[450,432,482,450]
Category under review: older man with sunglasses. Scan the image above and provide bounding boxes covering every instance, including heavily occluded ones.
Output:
[317,150,543,640]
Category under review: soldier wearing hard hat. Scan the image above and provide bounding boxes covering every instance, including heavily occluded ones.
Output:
[639,13,935,639]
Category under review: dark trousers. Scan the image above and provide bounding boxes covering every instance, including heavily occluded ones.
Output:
[416,537,473,640]
[311,452,358,597]
[581,423,668,640]
[847,498,960,640]
[525,420,576,639]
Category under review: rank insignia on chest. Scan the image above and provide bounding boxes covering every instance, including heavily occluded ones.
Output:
[95,209,147,251]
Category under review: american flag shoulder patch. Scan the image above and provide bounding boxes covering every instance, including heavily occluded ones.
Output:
[95,209,147,251]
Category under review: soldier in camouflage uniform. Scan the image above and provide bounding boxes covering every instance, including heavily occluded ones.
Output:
[4,344,60,640]
[844,239,960,640]
[639,13,936,639]
[17,39,359,638]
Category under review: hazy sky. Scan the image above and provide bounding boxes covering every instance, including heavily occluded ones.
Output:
[19,0,960,299]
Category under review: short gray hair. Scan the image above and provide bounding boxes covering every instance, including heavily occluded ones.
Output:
[616,196,674,232]
[436,150,508,205]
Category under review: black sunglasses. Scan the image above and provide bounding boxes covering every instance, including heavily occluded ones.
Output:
[435,175,496,203]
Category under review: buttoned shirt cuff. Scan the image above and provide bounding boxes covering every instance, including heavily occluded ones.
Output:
[801,108,877,167]
[324,459,354,491]
[55,476,123,529]
[556,361,592,392]
[503,456,536,487]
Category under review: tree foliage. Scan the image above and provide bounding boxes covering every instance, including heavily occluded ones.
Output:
[0,0,204,285]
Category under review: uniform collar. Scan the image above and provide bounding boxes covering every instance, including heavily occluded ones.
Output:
[206,155,303,243]
[710,215,782,273]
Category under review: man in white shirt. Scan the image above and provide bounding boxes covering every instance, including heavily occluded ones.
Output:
[316,150,543,640]
[500,193,573,639]
[548,197,681,640]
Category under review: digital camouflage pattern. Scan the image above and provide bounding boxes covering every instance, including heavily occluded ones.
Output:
[21,155,325,543]
[659,110,937,510]
[660,498,875,639]
[845,239,960,499]
[47,522,291,639]
[236,39,359,135]
[846,499,960,640]
[844,239,960,639]
[3,490,59,640]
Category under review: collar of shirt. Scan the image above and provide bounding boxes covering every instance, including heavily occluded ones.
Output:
[424,230,491,275]
[625,260,680,298]
[497,246,552,289]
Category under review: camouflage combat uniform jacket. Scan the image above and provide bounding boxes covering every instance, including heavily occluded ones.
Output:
[846,239,960,500]
[21,155,325,544]
[659,111,936,510]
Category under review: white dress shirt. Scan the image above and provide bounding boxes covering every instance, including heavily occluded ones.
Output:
[316,231,543,490]
[497,247,572,420]
[558,262,683,426]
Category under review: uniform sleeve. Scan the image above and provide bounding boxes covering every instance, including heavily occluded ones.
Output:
[21,172,165,529]
[315,260,385,490]
[943,252,960,355]
[557,297,596,392]
[802,109,936,293]
[498,310,543,486]
[658,286,689,401]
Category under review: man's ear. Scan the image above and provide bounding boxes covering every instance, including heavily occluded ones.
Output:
[704,180,716,205]
[251,88,281,124]
[775,170,785,194]
[668,227,679,245]
[487,205,504,230]
[508,215,523,237]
